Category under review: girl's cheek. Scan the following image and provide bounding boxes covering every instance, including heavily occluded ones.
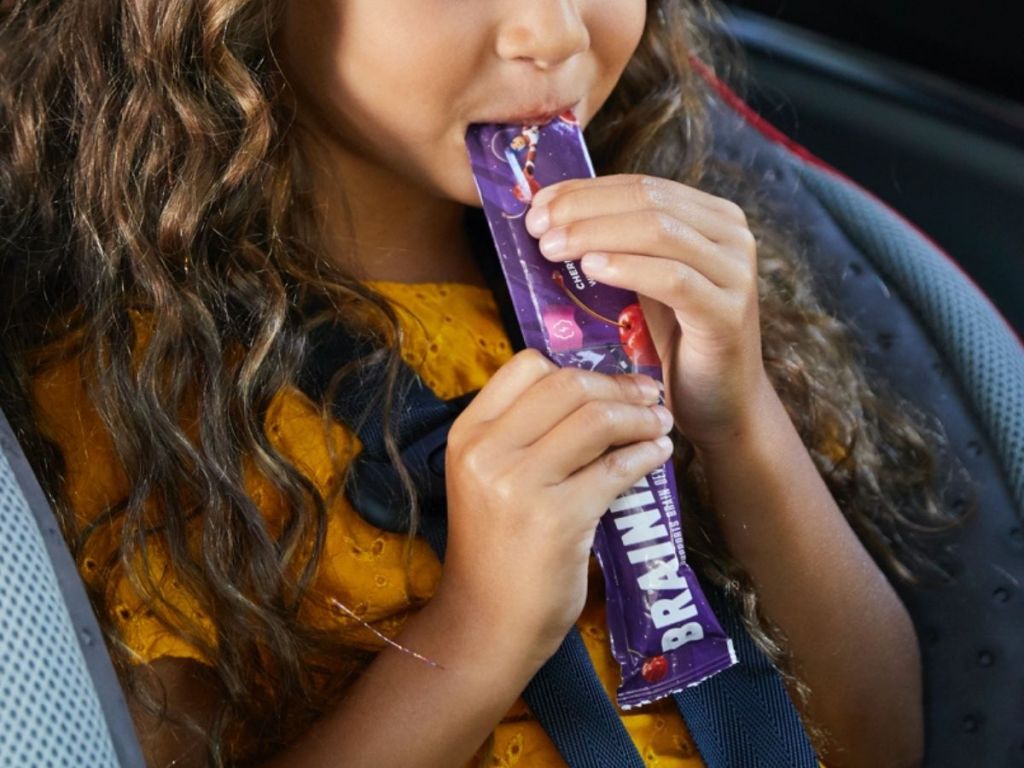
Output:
[582,2,647,105]
[591,0,647,59]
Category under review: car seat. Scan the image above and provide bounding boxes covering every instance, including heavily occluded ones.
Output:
[696,61,1024,766]
[1,64,1021,768]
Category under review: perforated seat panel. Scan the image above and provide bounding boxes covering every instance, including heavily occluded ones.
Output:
[0,412,143,767]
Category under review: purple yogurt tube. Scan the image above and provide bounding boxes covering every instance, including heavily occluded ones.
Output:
[466,113,737,708]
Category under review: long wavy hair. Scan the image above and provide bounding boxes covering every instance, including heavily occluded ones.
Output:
[1,0,965,763]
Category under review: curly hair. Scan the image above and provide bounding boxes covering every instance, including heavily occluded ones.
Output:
[0,0,965,763]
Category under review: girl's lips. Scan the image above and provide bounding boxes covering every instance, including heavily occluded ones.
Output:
[514,108,568,125]
[480,101,580,127]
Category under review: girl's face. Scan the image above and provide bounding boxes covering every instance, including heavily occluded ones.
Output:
[279,0,647,207]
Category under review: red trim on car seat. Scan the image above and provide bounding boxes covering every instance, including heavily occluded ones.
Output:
[688,55,1024,348]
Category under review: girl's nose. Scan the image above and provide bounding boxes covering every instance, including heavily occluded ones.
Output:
[495,0,590,70]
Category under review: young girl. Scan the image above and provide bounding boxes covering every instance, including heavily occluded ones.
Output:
[1,1,961,766]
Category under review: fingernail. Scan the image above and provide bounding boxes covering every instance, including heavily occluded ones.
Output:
[525,205,550,237]
[655,435,674,452]
[653,405,674,431]
[637,377,660,401]
[581,252,607,272]
[539,228,567,258]
[532,185,556,208]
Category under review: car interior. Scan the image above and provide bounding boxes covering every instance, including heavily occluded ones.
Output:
[2,7,1021,767]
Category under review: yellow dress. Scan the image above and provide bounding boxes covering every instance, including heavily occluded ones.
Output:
[28,281,805,767]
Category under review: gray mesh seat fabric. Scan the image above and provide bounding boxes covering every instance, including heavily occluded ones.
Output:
[0,409,144,767]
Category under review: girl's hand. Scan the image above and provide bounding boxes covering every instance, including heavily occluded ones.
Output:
[525,175,768,449]
[441,349,675,663]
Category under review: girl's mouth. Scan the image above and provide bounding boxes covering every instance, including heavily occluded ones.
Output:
[479,100,581,127]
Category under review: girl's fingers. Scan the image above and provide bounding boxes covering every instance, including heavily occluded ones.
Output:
[487,366,661,450]
[532,174,735,220]
[564,436,675,520]
[458,348,558,424]
[529,175,750,246]
[529,177,719,238]
[579,251,733,331]
[529,400,674,485]
[536,210,747,289]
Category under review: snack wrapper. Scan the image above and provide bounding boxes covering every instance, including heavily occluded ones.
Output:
[465,113,737,708]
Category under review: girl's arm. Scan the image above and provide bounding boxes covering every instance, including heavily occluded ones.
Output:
[260,582,546,768]
[130,354,675,767]
[129,587,544,768]
[697,378,924,768]
[526,174,924,768]
[128,658,222,768]
[265,355,672,768]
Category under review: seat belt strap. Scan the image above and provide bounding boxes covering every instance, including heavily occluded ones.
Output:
[673,575,819,767]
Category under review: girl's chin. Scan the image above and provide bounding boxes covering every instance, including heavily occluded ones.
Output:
[446,167,487,208]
